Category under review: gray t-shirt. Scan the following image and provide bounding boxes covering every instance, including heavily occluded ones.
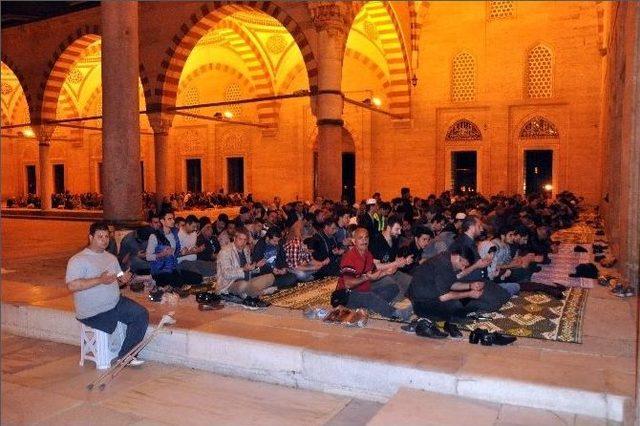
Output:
[66,248,122,320]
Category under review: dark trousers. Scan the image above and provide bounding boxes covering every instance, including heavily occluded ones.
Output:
[412,298,471,322]
[315,256,341,279]
[273,272,298,289]
[153,269,203,287]
[346,279,399,318]
[412,281,510,322]
[78,296,149,358]
[495,267,532,284]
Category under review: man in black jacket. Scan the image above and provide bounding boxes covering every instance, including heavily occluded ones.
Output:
[407,250,510,337]
[251,227,297,289]
[449,216,493,282]
[309,218,344,278]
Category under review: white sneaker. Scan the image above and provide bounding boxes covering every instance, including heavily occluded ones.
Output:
[126,357,145,367]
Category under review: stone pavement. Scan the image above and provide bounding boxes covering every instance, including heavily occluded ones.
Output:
[1,332,618,425]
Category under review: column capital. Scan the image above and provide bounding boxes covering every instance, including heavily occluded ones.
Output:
[148,113,174,135]
[307,2,359,39]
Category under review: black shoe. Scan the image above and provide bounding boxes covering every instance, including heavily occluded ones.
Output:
[415,318,448,339]
[469,328,489,344]
[490,332,517,346]
[242,297,270,310]
[444,322,463,339]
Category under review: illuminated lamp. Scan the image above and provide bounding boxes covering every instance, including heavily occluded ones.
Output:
[371,97,382,107]
[544,184,553,191]
[223,111,234,119]
[21,127,35,138]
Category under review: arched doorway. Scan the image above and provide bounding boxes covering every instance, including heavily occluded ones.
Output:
[1,61,34,200]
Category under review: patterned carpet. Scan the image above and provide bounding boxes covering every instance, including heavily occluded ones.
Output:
[262,276,589,344]
[460,288,589,343]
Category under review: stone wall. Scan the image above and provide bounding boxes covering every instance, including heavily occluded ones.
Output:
[599,2,640,286]
[0,1,613,204]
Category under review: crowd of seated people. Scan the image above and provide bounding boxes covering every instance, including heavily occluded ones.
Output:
[117,188,581,331]
[4,193,41,209]
[5,190,252,213]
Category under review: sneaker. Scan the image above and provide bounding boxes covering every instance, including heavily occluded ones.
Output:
[444,322,463,339]
[127,357,145,367]
[623,287,636,298]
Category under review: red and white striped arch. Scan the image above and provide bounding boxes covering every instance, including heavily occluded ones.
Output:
[156,2,318,118]
[39,30,101,123]
[351,2,412,119]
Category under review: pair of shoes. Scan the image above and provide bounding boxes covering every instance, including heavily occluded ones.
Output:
[415,318,448,339]
[444,322,463,339]
[469,328,517,346]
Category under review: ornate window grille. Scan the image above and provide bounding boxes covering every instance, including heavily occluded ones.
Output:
[526,44,553,99]
[446,119,482,141]
[488,1,515,20]
[519,116,559,139]
[451,53,476,102]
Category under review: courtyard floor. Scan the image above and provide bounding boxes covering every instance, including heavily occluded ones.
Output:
[1,217,637,425]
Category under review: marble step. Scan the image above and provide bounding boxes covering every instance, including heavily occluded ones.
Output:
[0,302,632,422]
[368,388,625,426]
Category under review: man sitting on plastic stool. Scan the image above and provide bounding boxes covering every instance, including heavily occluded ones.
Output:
[66,221,150,367]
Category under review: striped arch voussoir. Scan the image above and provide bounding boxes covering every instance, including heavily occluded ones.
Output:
[39,28,100,122]
[375,2,411,119]
[1,54,33,123]
[158,1,318,124]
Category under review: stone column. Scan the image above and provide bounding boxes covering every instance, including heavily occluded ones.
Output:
[37,138,51,210]
[150,116,174,208]
[101,1,142,225]
[308,3,354,201]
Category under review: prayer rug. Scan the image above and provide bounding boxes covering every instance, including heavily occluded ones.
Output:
[461,287,589,344]
[531,244,596,288]
[262,277,337,311]
[262,277,589,344]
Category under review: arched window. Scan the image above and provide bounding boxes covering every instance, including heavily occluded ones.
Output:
[488,1,515,20]
[519,116,559,139]
[526,44,553,99]
[446,119,482,141]
[451,52,476,102]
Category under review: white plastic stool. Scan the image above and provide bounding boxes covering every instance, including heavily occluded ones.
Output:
[79,322,125,370]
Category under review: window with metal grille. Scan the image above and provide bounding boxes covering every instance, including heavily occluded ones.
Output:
[488,1,515,20]
[445,119,482,141]
[526,45,553,99]
[451,52,476,102]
